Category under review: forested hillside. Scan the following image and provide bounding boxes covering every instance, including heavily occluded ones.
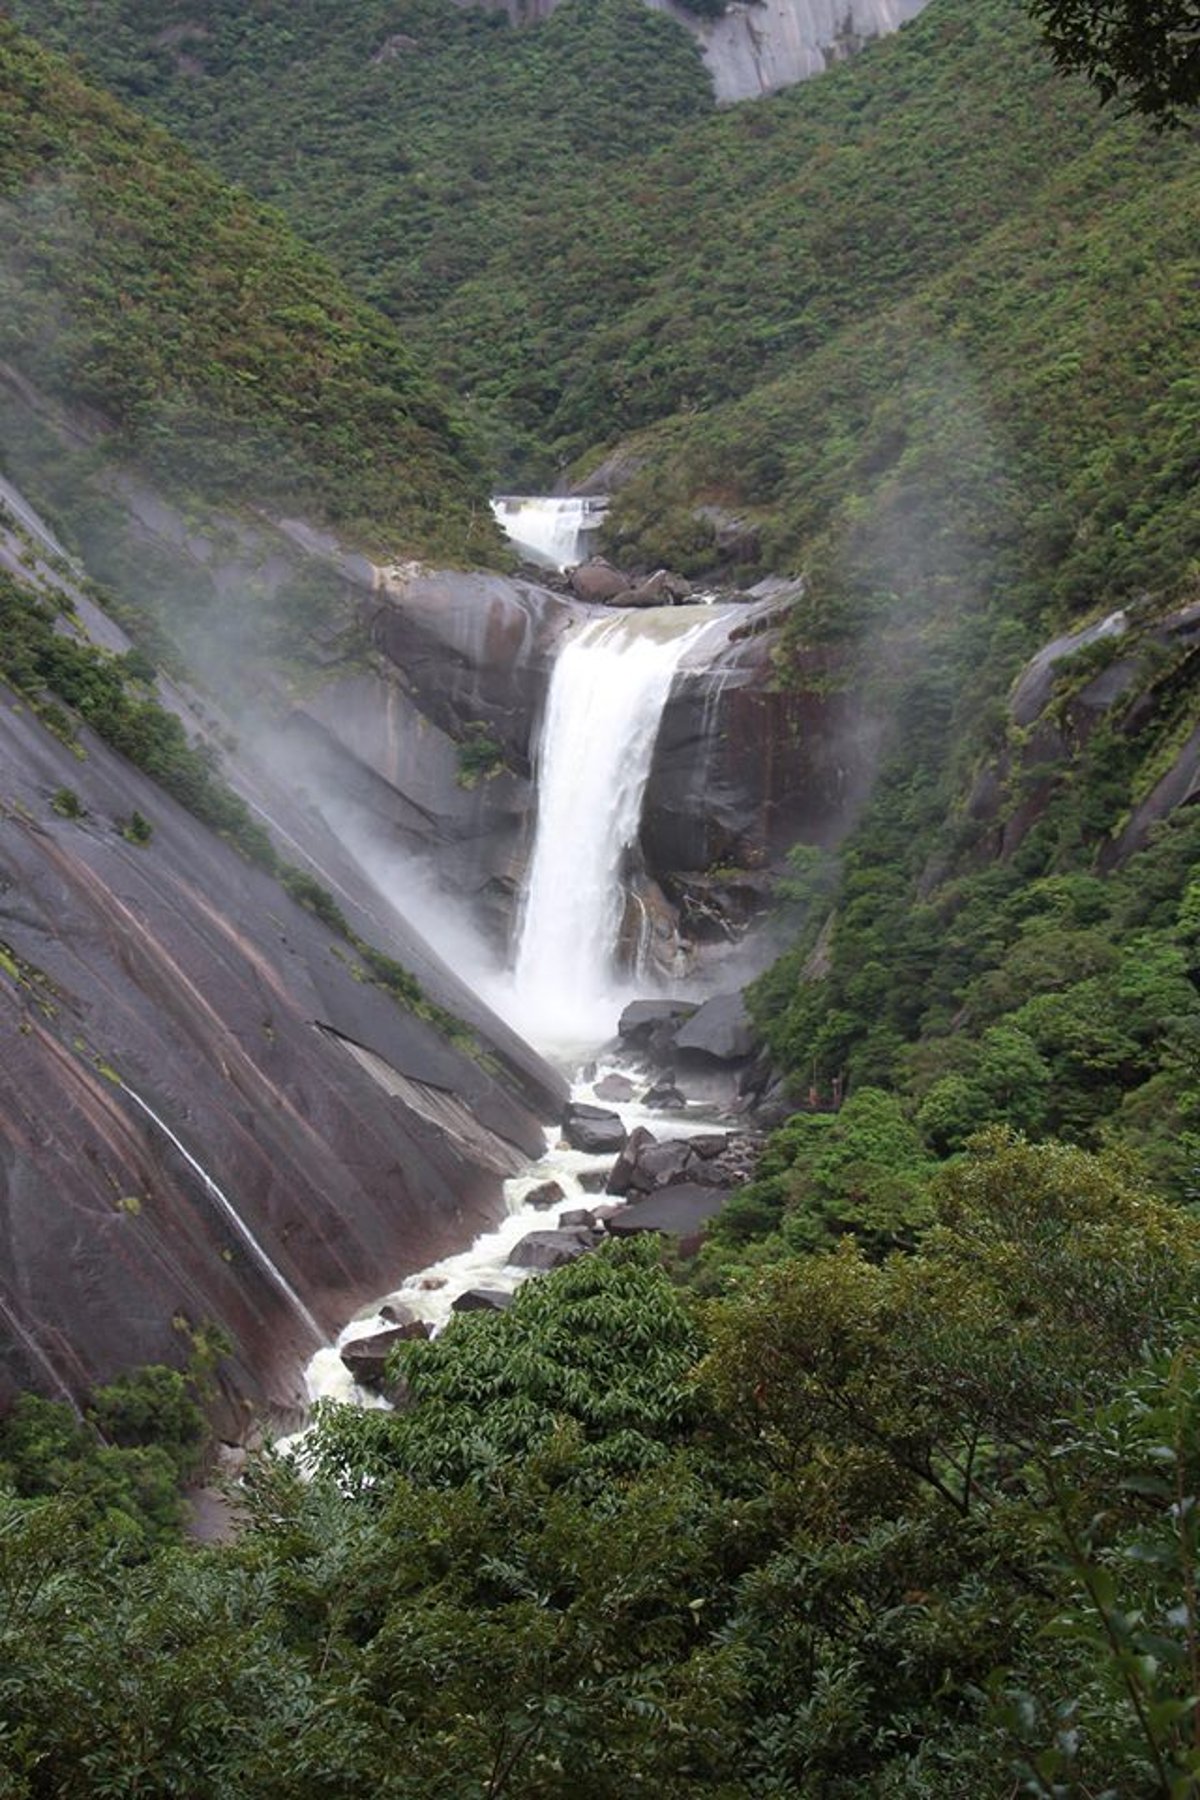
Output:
[6,0,712,469]
[0,21,497,564]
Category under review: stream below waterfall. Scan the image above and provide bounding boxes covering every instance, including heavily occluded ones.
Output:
[285,586,744,1441]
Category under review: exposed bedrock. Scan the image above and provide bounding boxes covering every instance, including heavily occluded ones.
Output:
[285,577,878,964]
[0,694,562,1433]
[640,623,882,947]
[966,598,1200,870]
[451,0,932,104]
[278,569,577,942]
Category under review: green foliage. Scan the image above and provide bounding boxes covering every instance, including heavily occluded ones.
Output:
[0,1366,205,1552]
[1028,0,1200,126]
[455,725,505,789]
[0,18,497,564]
[121,807,153,844]
[49,784,83,817]
[709,1086,933,1260]
[4,1145,1200,1793]
[277,867,350,936]
[308,1239,704,1493]
[996,1349,1200,1795]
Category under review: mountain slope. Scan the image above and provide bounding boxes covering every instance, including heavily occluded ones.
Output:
[0,20,498,565]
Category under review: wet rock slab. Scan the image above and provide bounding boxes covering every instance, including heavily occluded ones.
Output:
[604,1183,731,1240]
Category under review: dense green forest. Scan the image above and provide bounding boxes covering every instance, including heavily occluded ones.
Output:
[1,0,1199,1791]
[6,1196,1200,1795]
[0,22,498,563]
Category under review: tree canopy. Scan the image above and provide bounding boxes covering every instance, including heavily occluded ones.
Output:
[1029,0,1200,123]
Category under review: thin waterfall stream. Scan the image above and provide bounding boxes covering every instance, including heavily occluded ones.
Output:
[121,1084,324,1342]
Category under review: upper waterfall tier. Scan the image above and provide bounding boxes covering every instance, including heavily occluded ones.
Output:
[511,605,730,1053]
[491,495,609,571]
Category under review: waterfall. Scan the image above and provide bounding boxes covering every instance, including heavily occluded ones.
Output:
[121,1084,323,1341]
[491,495,609,571]
[510,606,722,1052]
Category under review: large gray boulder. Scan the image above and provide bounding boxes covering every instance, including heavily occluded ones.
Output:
[570,559,631,603]
[507,1228,595,1271]
[605,1183,730,1243]
[562,1103,628,1155]
[618,999,697,1042]
[675,991,757,1062]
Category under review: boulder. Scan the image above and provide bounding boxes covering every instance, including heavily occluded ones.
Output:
[604,1182,731,1242]
[577,1169,610,1194]
[606,1125,656,1197]
[606,1129,760,1198]
[452,1287,515,1313]
[618,1000,694,1051]
[379,1302,426,1331]
[562,1102,627,1155]
[507,1227,595,1271]
[524,1178,566,1210]
[593,1072,635,1104]
[606,569,689,609]
[674,991,757,1062]
[570,559,631,604]
[644,1082,687,1110]
[340,1327,417,1392]
[558,1207,597,1229]
[627,1138,694,1193]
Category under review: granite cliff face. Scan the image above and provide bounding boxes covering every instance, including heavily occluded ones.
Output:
[966,599,1200,871]
[0,483,564,1432]
[287,569,879,974]
[457,0,931,101]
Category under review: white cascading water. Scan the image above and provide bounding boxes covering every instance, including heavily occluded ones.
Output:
[509,605,722,1053]
[490,495,608,571]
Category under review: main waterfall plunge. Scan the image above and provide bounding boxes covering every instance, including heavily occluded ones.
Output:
[289,596,741,1423]
[508,605,723,1054]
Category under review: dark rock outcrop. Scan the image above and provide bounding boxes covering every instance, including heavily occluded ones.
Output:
[561,1103,627,1155]
[507,1228,595,1271]
[675,991,757,1062]
[453,1288,518,1317]
[968,597,1200,870]
[641,594,883,904]
[452,1288,515,1313]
